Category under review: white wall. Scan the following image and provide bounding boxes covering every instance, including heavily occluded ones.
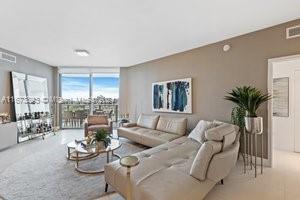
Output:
[273,58,300,152]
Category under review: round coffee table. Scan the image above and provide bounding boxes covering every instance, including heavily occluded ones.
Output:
[74,138,122,174]
[66,140,98,161]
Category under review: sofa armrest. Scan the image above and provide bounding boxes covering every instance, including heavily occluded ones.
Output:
[123,122,137,128]
[206,141,239,182]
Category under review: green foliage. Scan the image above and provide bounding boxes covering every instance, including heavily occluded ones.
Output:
[94,129,111,147]
[231,106,246,129]
[225,86,271,117]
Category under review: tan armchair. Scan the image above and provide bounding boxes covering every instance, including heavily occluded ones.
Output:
[84,115,113,137]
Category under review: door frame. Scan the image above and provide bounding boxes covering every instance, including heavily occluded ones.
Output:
[268,54,300,167]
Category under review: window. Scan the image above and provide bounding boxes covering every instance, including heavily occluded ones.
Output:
[61,74,90,100]
[92,74,119,120]
[60,73,119,128]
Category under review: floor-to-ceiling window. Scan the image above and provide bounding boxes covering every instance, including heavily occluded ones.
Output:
[60,73,119,128]
[92,74,119,122]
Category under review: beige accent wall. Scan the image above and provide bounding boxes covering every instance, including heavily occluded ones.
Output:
[120,19,300,158]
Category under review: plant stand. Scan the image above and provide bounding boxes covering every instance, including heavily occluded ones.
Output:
[243,127,264,177]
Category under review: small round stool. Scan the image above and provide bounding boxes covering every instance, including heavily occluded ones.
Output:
[120,156,139,200]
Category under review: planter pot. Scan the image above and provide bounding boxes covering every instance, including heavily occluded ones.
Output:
[95,141,105,151]
[244,117,263,134]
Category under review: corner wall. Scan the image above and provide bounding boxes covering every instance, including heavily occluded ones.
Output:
[0,48,54,118]
[119,19,300,158]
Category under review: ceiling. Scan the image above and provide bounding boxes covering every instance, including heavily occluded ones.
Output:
[0,0,299,67]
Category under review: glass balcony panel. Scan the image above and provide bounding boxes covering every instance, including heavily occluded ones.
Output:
[61,104,89,128]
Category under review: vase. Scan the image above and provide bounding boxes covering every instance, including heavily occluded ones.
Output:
[244,117,263,134]
[95,141,105,151]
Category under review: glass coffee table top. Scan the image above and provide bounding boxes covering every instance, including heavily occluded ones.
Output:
[73,138,122,174]
[75,138,121,154]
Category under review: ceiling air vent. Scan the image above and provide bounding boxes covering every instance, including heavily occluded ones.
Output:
[0,52,16,63]
[286,25,300,39]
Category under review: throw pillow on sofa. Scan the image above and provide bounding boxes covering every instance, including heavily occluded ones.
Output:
[188,120,216,144]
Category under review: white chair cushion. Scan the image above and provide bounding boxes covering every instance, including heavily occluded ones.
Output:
[190,141,222,181]
[188,120,216,144]
[137,114,160,129]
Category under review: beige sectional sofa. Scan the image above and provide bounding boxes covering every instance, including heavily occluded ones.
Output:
[118,114,187,147]
[105,120,240,200]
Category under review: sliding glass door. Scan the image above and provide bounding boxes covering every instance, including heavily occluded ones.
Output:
[60,73,119,128]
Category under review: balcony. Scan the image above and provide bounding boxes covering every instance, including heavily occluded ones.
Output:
[61,103,118,128]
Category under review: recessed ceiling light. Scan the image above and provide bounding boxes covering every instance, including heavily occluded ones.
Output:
[74,49,90,57]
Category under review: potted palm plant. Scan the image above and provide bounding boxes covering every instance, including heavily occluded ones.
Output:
[93,129,111,150]
[225,86,271,134]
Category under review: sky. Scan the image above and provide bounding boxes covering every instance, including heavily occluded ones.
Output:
[61,75,119,99]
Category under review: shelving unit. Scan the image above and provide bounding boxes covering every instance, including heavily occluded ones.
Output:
[17,114,54,143]
[11,71,56,143]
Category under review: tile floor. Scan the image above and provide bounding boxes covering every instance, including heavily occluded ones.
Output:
[1,130,300,200]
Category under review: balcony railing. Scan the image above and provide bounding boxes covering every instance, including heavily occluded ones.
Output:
[61,104,118,129]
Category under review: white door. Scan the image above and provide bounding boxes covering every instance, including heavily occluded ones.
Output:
[294,70,300,152]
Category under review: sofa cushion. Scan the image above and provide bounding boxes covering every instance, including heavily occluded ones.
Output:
[190,141,222,181]
[139,129,181,147]
[205,123,238,151]
[137,114,160,129]
[118,127,143,144]
[213,120,239,132]
[188,120,217,144]
[118,126,180,147]
[156,117,187,136]
[205,123,237,141]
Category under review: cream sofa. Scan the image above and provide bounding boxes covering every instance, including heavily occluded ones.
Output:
[118,114,187,147]
[105,121,239,200]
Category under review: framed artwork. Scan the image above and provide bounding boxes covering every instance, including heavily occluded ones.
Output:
[152,78,192,113]
[273,77,289,117]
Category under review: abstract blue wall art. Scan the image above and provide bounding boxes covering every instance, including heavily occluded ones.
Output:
[152,78,192,113]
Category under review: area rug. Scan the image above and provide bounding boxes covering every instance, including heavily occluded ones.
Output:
[0,140,145,200]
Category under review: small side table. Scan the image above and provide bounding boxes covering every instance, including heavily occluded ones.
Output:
[119,156,139,200]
